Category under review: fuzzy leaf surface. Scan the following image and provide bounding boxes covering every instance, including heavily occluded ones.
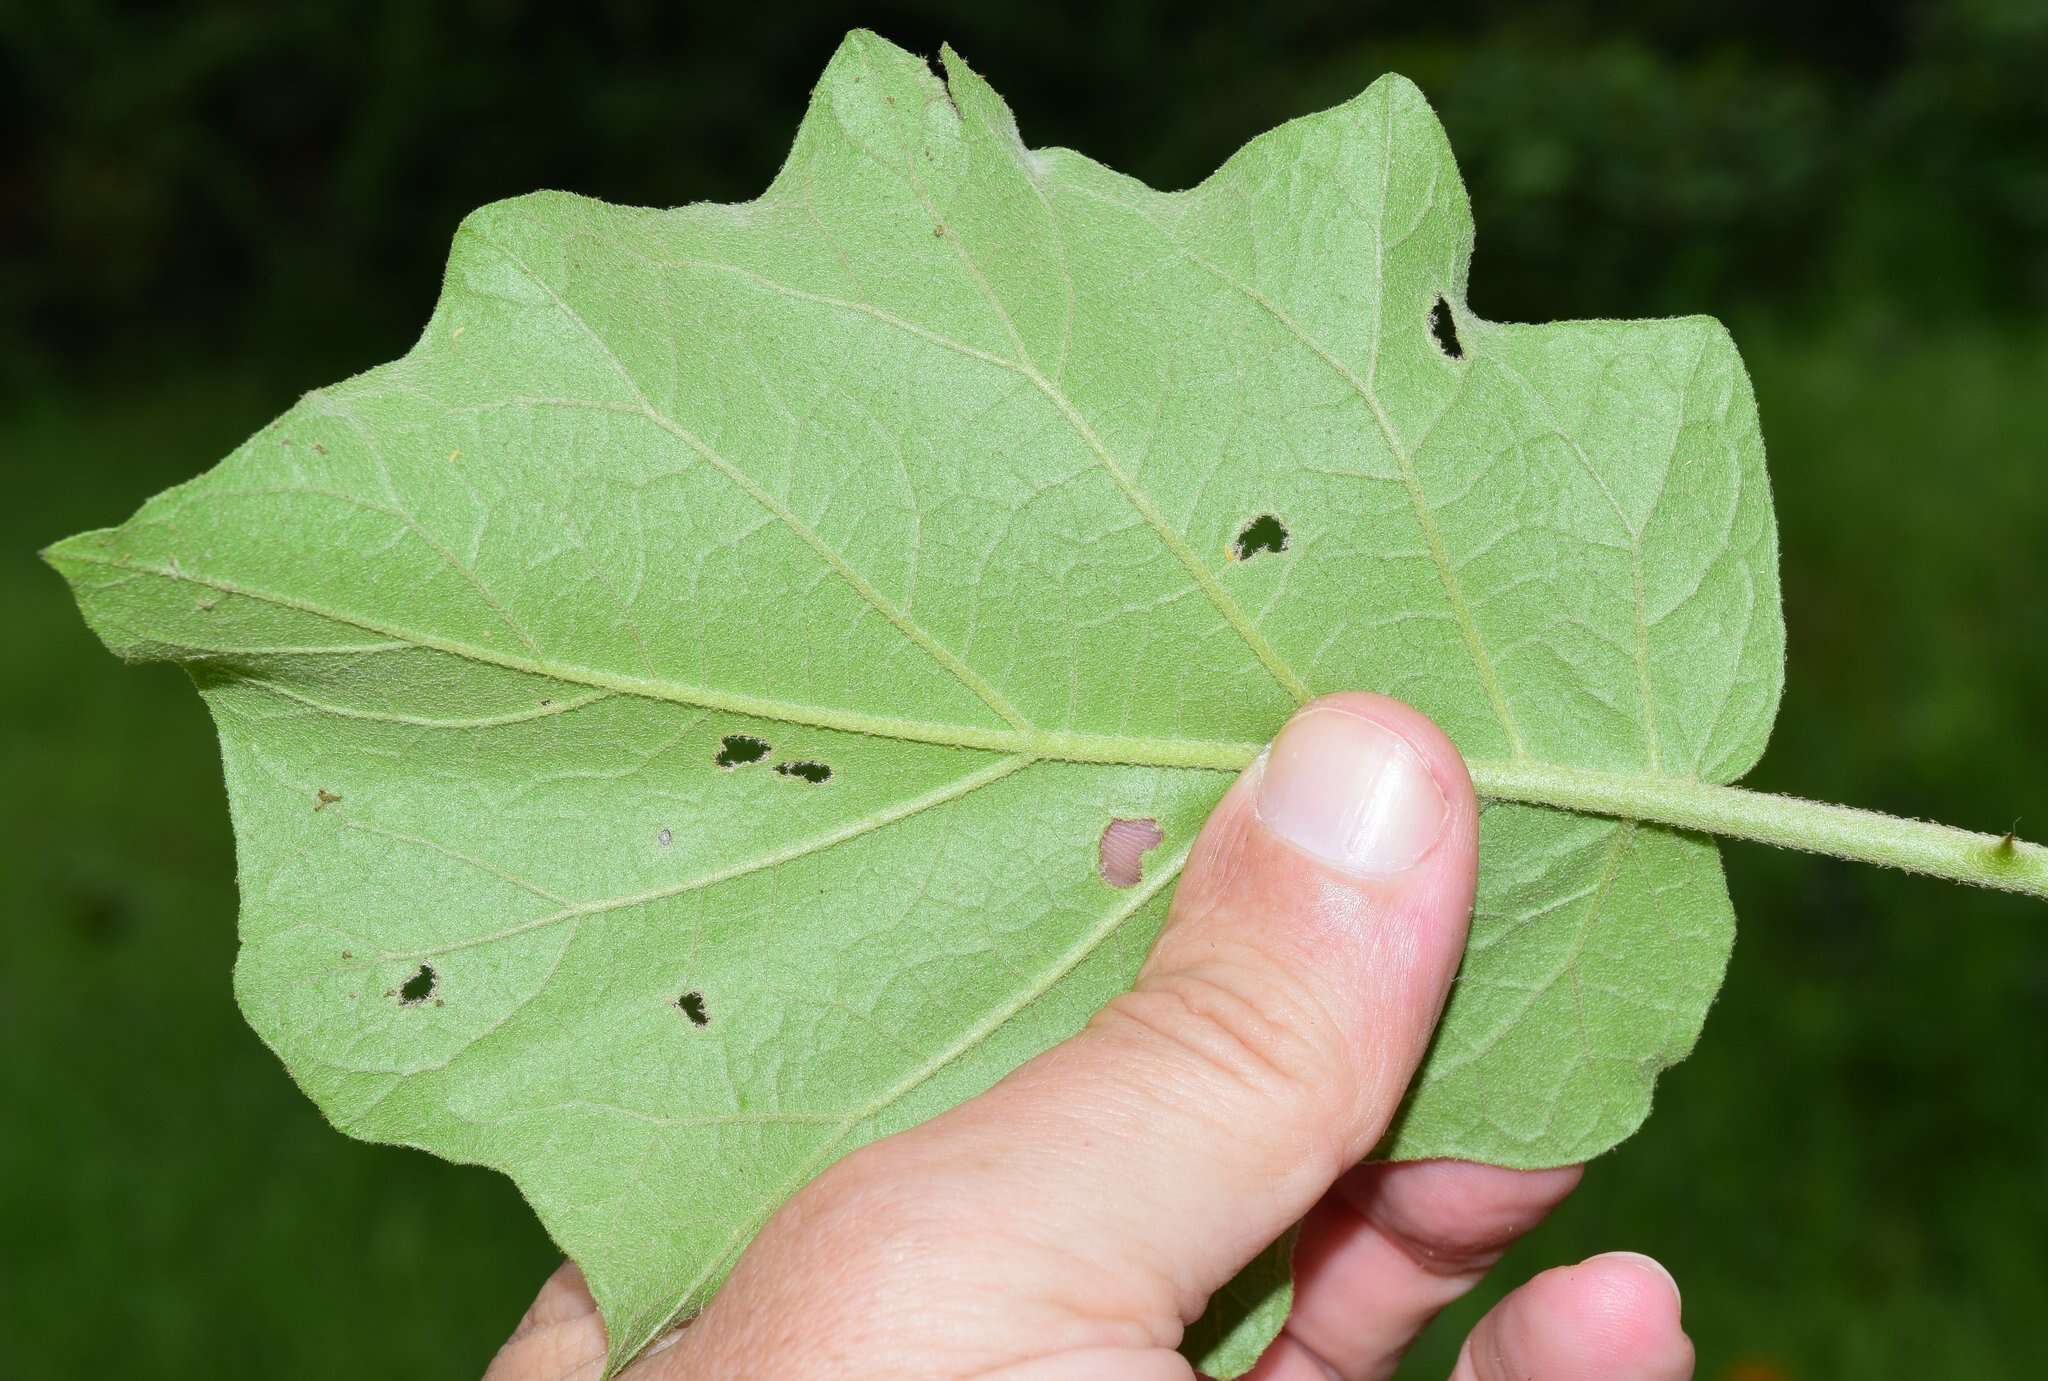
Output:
[50,31,1780,1375]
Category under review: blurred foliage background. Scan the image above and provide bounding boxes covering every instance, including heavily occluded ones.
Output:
[4,2,2044,1376]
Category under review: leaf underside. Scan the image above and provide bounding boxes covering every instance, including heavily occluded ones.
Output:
[49,31,1781,1376]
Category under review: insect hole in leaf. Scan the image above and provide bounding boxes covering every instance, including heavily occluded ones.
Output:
[714,734,771,768]
[1428,295,1464,359]
[1098,817,1166,888]
[1232,514,1289,560]
[398,964,437,1005]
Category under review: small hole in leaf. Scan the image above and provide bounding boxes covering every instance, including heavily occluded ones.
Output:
[715,734,770,769]
[677,990,710,1026]
[775,760,832,784]
[1232,515,1289,560]
[1428,296,1464,360]
[1098,817,1164,888]
[399,964,437,1005]
[657,827,672,847]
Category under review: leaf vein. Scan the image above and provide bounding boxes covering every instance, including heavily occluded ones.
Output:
[462,224,1033,734]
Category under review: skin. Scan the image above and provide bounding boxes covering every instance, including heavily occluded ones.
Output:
[488,694,1694,1381]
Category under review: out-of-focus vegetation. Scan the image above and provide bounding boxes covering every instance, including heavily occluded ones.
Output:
[4,3,2044,1377]
[7,0,2047,384]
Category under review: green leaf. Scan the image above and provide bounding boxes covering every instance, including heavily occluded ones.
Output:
[47,31,1783,1375]
[1183,1231,1299,1378]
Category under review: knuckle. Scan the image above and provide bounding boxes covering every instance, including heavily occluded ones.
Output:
[734,1143,969,1352]
[777,1133,996,1288]
[1093,960,1354,1176]
[484,1325,607,1381]
[784,1139,942,1259]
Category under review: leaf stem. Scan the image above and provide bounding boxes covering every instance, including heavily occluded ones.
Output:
[48,547,2045,899]
[1469,758,2048,901]
[1032,725,2045,900]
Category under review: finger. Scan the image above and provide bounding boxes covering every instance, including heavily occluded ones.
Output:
[1257,1159,1584,1381]
[911,692,1481,1316]
[670,693,1480,1372]
[1450,1253,1691,1381]
[485,1261,606,1381]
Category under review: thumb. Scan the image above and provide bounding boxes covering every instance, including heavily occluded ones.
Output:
[878,694,1478,1327]
[658,693,1480,1377]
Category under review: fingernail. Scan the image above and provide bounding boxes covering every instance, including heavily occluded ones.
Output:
[1253,707,1447,874]
[1592,1251,1682,1310]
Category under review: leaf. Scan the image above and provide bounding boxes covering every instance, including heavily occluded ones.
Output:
[46,31,1780,1376]
[1182,1231,1298,1378]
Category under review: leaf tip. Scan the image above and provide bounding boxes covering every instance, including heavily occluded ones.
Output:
[41,527,105,575]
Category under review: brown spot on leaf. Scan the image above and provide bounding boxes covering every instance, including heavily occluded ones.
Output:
[314,789,341,811]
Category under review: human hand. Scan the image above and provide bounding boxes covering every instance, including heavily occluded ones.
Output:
[487,694,1692,1380]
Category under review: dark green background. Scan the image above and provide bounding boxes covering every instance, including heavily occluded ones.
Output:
[5,3,2045,1377]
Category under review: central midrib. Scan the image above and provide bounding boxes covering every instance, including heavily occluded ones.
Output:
[64,549,1733,804]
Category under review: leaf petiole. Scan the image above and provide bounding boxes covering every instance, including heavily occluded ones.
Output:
[1005,727,2048,899]
[1468,758,2048,901]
